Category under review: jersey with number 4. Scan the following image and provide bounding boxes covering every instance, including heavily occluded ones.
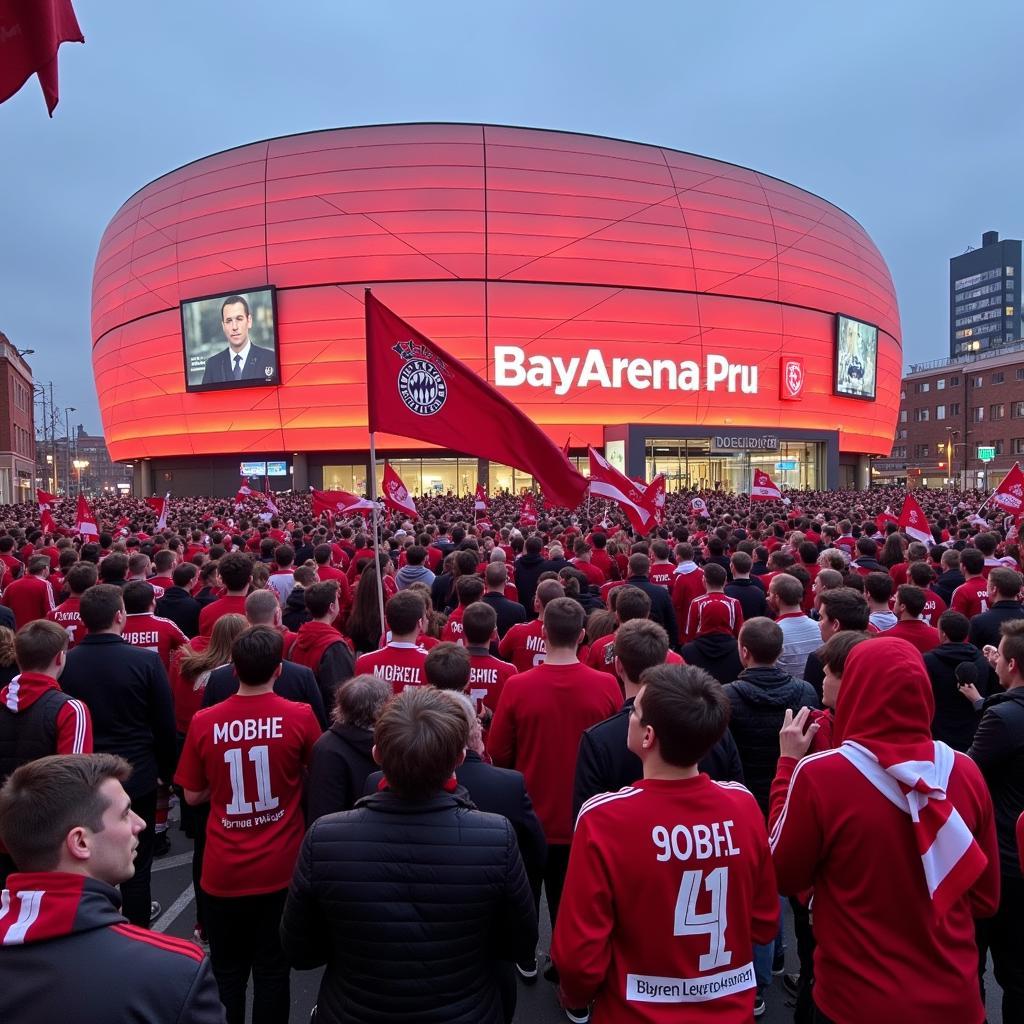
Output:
[175,691,320,897]
[552,775,779,1021]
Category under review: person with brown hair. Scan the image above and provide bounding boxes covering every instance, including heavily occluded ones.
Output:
[288,580,355,707]
[281,686,537,1024]
[0,753,225,1024]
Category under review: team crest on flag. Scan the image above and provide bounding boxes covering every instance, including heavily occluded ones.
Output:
[394,340,449,416]
[780,356,805,401]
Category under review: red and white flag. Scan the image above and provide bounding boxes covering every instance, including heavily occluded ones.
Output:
[519,493,538,526]
[988,463,1024,515]
[474,482,489,512]
[262,476,279,516]
[875,506,898,533]
[0,0,84,116]
[37,489,56,507]
[691,496,709,517]
[40,507,56,534]
[365,292,587,509]
[311,488,378,517]
[750,468,782,502]
[381,463,417,517]
[898,494,933,546]
[640,473,667,527]
[234,480,254,508]
[114,515,130,536]
[587,447,651,532]
[145,493,170,530]
[75,494,97,538]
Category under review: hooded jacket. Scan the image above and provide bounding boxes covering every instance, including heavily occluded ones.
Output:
[282,584,311,632]
[769,638,999,1024]
[0,872,224,1024]
[923,641,990,752]
[511,552,547,618]
[680,632,744,687]
[723,665,818,814]
[289,621,355,708]
[395,563,435,590]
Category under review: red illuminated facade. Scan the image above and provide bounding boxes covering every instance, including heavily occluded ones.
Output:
[91,124,901,493]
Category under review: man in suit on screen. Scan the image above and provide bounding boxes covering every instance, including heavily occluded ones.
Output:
[201,294,278,385]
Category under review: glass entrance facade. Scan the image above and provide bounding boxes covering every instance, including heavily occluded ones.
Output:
[645,439,824,491]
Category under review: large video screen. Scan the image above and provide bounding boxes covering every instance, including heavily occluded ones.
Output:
[834,314,878,401]
[181,286,280,393]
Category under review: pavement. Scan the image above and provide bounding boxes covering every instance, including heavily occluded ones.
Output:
[149,816,1005,1023]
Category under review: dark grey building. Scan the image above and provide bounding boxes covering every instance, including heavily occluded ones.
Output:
[950,230,1022,358]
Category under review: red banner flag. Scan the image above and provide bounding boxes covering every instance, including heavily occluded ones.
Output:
[311,488,377,518]
[587,447,651,532]
[381,463,417,517]
[365,292,587,509]
[898,494,933,545]
[989,463,1024,515]
[0,0,84,116]
[260,476,280,516]
[75,494,97,537]
[474,482,489,512]
[641,473,667,527]
[234,480,255,508]
[40,507,56,534]
[875,507,898,533]
[37,489,56,506]
[750,468,782,502]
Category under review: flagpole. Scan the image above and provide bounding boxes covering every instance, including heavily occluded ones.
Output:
[367,434,387,649]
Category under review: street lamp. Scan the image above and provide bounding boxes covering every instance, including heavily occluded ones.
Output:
[72,459,89,496]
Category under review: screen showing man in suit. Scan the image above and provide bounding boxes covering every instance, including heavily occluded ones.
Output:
[181,287,280,392]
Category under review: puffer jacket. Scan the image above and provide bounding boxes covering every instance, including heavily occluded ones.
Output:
[280,789,537,1023]
[723,665,819,815]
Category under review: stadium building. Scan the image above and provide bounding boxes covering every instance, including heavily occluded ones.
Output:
[90,123,901,498]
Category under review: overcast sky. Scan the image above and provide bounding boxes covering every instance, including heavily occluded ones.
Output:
[1,1,1021,434]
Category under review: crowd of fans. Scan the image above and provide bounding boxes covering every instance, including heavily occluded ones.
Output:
[0,482,1021,1024]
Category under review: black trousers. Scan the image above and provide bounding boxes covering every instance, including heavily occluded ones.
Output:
[790,897,815,1024]
[977,872,1024,1020]
[191,802,210,930]
[543,843,571,932]
[204,888,290,1024]
[120,788,156,927]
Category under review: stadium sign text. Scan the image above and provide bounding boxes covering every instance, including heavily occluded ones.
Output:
[493,346,759,397]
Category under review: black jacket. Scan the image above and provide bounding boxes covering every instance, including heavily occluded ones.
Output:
[202,660,328,730]
[624,575,679,647]
[932,568,965,607]
[155,586,201,638]
[308,722,377,821]
[201,342,277,385]
[969,600,1024,687]
[0,605,14,630]
[367,750,547,887]
[723,665,819,816]
[0,873,224,1024]
[923,641,990,752]
[481,591,527,638]
[280,790,538,1023]
[969,688,1024,878]
[512,553,547,618]
[430,571,457,614]
[724,577,768,620]
[572,697,745,820]
[282,586,311,632]
[681,633,743,686]
[60,634,177,797]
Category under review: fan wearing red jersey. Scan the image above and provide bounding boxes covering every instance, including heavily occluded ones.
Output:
[671,543,705,632]
[288,581,355,709]
[176,626,321,1024]
[951,547,990,619]
[553,664,778,1022]
[489,597,621,964]
[769,637,999,1023]
[46,561,96,649]
[461,602,515,729]
[440,575,485,646]
[121,581,188,673]
[497,579,565,672]
[684,564,743,645]
[197,552,253,637]
[354,590,430,694]
[1,554,56,629]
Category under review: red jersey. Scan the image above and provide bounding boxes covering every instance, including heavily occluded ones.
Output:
[488,661,621,844]
[170,636,211,735]
[570,559,606,586]
[951,579,989,619]
[889,562,911,588]
[876,618,940,654]
[591,548,614,580]
[198,594,248,636]
[553,777,778,1020]
[122,612,189,672]
[1,574,55,629]
[440,606,467,645]
[671,567,705,630]
[649,563,675,589]
[466,648,516,718]
[684,593,743,644]
[599,579,627,608]
[354,642,429,693]
[46,597,87,648]
[314,564,353,614]
[920,589,948,627]
[498,619,548,673]
[587,634,684,677]
[175,692,319,897]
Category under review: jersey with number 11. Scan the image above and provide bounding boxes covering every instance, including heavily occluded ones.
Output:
[175,691,321,898]
[552,775,780,1022]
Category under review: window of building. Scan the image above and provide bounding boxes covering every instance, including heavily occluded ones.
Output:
[915,382,930,393]
[1012,401,1024,418]
[993,372,1005,384]
[949,403,960,416]
[1008,307,1015,317]
[991,404,1006,420]
[1018,369,1024,381]
[899,410,907,423]
[900,389,906,400]
[1014,438,1024,456]
[936,378,946,391]
[915,408,930,422]
[897,429,908,440]
[949,375,961,387]
[1008,267,1015,276]
[914,444,930,458]
[971,375,984,388]
[936,405,946,420]
[955,268,1003,290]
[973,407,985,422]
[991,440,1005,456]
[892,446,907,459]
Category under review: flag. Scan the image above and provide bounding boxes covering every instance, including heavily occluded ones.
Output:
[145,493,170,530]
[750,468,782,502]
[36,489,56,507]
[968,513,990,528]
[988,463,1024,515]
[691,496,709,517]
[875,507,898,533]
[40,507,56,534]
[587,447,651,532]
[365,292,588,509]
[0,0,84,116]
[1006,516,1019,544]
[474,482,489,512]
[561,436,571,459]
[75,494,97,537]
[519,493,538,526]
[640,473,667,527]
[898,495,933,546]
[234,480,254,508]
[311,488,378,517]
[114,515,130,535]
[260,476,279,516]
[381,462,417,517]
